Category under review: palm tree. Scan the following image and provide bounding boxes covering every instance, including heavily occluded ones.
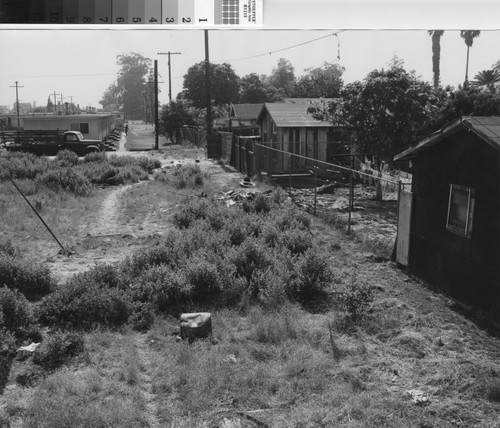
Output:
[473,69,500,91]
[428,30,444,89]
[460,30,481,88]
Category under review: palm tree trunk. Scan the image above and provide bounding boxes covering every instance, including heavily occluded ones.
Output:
[431,31,443,89]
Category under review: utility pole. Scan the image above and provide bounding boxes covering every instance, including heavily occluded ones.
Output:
[52,91,60,114]
[68,96,75,114]
[10,81,24,127]
[157,51,181,103]
[154,59,159,150]
[204,30,212,137]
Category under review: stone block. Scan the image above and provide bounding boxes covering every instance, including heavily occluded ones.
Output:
[180,312,212,341]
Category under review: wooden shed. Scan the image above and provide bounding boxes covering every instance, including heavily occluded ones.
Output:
[256,102,341,173]
[229,103,263,129]
[394,116,500,317]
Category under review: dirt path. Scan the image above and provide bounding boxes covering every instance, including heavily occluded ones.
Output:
[134,334,161,428]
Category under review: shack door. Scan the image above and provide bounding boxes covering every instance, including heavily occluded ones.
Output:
[396,187,413,266]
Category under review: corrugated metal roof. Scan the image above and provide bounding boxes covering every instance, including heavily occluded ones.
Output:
[394,116,500,161]
[258,103,331,128]
[230,103,263,119]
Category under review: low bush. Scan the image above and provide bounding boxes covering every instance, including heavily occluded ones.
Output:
[335,268,374,321]
[33,330,85,371]
[55,149,80,167]
[172,197,211,228]
[0,287,35,336]
[36,167,92,196]
[38,276,131,330]
[154,163,205,189]
[0,253,54,299]
[287,249,334,302]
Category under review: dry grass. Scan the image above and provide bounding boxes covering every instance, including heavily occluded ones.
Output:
[0,181,106,258]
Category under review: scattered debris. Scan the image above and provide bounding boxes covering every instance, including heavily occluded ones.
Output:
[180,312,212,341]
[16,342,40,361]
[240,177,256,188]
[407,389,429,405]
[317,183,336,194]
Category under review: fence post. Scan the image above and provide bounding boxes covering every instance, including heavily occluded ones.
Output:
[348,156,354,234]
[289,153,292,193]
[314,168,317,216]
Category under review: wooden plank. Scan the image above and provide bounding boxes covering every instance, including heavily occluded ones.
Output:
[396,188,413,266]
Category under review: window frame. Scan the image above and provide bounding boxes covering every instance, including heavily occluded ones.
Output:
[446,184,475,238]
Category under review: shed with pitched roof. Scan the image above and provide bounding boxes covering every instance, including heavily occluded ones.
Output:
[394,116,500,317]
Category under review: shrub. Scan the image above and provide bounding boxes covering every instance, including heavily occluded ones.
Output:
[55,149,80,167]
[129,302,156,332]
[130,265,191,312]
[36,167,92,196]
[184,256,220,303]
[288,249,333,302]
[0,239,17,257]
[0,253,54,299]
[228,239,272,284]
[335,268,374,321]
[172,197,210,229]
[0,287,35,336]
[154,163,205,188]
[33,331,85,370]
[38,278,131,330]
[280,229,313,255]
[83,151,107,163]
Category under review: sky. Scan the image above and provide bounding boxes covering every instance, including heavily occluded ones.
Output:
[1,28,500,110]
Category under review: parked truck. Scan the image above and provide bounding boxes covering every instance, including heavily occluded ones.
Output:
[1,130,106,156]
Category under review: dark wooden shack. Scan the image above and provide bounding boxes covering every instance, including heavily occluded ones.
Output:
[394,116,500,317]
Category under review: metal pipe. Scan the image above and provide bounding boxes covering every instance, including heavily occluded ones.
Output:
[9,177,69,255]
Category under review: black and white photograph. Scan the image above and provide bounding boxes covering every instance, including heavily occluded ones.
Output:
[1,1,500,426]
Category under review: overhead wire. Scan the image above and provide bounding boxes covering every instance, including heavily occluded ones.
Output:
[215,30,344,63]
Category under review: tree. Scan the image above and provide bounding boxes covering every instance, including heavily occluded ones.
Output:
[100,52,152,120]
[428,30,444,89]
[239,73,281,103]
[268,58,296,97]
[293,62,344,98]
[46,96,54,113]
[309,58,438,161]
[181,62,240,108]
[428,85,500,130]
[473,69,500,91]
[160,99,205,142]
[460,30,481,88]
[99,82,120,112]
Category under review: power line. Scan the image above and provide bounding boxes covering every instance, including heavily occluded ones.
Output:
[215,31,344,63]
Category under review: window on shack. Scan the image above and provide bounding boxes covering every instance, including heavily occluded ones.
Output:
[70,123,89,134]
[446,184,475,238]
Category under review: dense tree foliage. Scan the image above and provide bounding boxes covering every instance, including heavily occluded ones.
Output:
[180,62,240,108]
[293,62,344,98]
[239,73,281,103]
[309,59,438,161]
[427,85,500,130]
[160,99,205,141]
[268,58,296,98]
[99,52,151,119]
[473,69,500,91]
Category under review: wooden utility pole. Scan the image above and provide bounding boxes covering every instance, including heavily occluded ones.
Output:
[10,81,24,127]
[157,51,181,102]
[52,91,60,114]
[154,60,159,150]
[204,30,212,136]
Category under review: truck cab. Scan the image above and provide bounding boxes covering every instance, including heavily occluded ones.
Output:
[61,131,104,156]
